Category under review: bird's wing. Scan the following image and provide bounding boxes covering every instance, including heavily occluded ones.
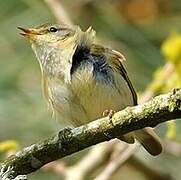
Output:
[91,44,137,105]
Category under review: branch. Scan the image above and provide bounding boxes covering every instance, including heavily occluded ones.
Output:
[95,143,139,180]
[140,63,175,102]
[64,142,115,180]
[1,89,181,179]
[44,0,73,25]
[127,156,172,180]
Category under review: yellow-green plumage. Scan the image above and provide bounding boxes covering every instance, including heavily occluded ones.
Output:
[19,23,162,155]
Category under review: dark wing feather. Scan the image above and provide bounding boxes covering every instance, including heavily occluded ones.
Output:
[91,44,137,106]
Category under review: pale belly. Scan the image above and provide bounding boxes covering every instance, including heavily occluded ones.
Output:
[49,68,133,127]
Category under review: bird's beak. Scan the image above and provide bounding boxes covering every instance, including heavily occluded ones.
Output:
[18,27,41,39]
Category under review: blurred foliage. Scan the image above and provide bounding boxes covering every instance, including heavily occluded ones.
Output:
[0,140,19,162]
[0,0,181,179]
[162,32,181,63]
[166,120,177,140]
[0,140,19,153]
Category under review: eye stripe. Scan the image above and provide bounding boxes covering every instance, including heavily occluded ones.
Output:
[59,27,68,31]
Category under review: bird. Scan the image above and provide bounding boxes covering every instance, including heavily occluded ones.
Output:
[18,23,162,155]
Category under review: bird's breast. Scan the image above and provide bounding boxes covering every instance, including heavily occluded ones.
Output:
[47,61,133,127]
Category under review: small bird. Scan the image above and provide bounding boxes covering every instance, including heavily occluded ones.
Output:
[18,23,162,155]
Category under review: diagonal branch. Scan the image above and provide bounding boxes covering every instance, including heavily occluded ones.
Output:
[44,0,73,25]
[1,89,181,180]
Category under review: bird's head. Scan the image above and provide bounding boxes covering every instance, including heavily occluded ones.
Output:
[18,23,95,79]
[18,23,79,47]
[18,23,81,75]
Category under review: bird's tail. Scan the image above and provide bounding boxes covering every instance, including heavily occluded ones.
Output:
[134,127,162,156]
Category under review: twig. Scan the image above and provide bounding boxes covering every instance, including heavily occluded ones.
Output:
[0,89,181,180]
[164,140,181,156]
[42,161,66,175]
[65,141,115,180]
[44,0,73,25]
[140,63,175,102]
[95,143,139,180]
[127,156,172,180]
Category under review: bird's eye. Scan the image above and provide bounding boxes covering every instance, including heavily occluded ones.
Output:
[49,27,58,32]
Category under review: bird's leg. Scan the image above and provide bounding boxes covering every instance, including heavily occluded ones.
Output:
[102,110,134,143]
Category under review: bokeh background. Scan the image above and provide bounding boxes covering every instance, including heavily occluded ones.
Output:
[0,0,181,179]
